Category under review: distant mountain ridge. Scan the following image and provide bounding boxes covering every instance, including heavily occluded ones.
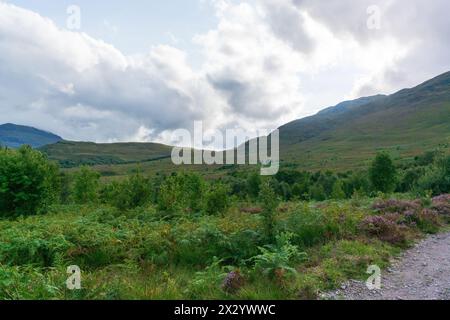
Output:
[277,70,450,170]
[4,70,450,171]
[0,123,62,148]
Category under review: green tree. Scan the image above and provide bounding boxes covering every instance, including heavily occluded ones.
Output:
[71,166,100,204]
[0,146,60,216]
[370,152,397,193]
[309,183,326,201]
[260,180,279,242]
[101,170,152,210]
[205,182,230,215]
[247,172,262,198]
[157,172,206,214]
[331,180,346,199]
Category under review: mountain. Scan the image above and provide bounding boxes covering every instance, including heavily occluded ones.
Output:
[278,71,450,170]
[39,141,173,168]
[34,71,450,172]
[0,123,62,148]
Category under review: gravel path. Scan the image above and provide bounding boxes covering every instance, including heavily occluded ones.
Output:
[321,232,450,300]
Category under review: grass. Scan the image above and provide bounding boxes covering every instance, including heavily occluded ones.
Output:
[0,193,447,300]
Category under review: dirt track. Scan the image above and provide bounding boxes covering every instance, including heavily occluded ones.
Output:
[322,232,450,300]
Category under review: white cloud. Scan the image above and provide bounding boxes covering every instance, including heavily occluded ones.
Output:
[0,0,449,147]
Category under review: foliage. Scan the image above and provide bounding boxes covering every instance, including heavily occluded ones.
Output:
[205,183,230,215]
[71,166,100,204]
[416,155,450,195]
[370,152,397,193]
[101,170,152,210]
[259,180,279,241]
[157,172,206,215]
[0,146,60,217]
[331,180,346,200]
[252,233,306,280]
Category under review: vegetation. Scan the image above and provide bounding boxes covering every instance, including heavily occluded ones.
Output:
[0,146,449,300]
[0,146,60,217]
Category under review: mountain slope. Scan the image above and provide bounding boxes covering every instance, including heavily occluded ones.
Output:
[37,71,450,172]
[40,141,173,168]
[0,123,62,148]
[278,71,450,170]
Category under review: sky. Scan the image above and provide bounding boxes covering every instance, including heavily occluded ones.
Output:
[1,0,450,148]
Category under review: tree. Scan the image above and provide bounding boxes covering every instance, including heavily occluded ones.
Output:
[331,180,346,200]
[72,166,100,204]
[370,152,397,193]
[205,182,230,215]
[157,172,206,214]
[101,170,152,210]
[309,183,326,201]
[247,172,262,198]
[260,180,279,242]
[0,146,60,216]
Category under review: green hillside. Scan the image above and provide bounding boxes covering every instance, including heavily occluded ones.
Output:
[38,71,450,173]
[40,141,173,168]
[278,71,450,170]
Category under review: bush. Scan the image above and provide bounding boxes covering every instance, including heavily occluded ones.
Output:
[359,215,408,245]
[416,156,450,195]
[281,205,329,247]
[370,152,397,193]
[157,172,206,215]
[252,233,306,280]
[309,183,326,201]
[331,180,346,199]
[71,166,100,204]
[0,146,60,217]
[259,180,279,241]
[205,183,230,215]
[372,199,421,214]
[101,171,152,210]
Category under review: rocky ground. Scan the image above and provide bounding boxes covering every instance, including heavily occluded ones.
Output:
[321,232,450,300]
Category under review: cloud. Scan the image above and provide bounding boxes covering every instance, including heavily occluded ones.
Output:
[0,3,223,143]
[0,0,449,147]
[291,0,450,95]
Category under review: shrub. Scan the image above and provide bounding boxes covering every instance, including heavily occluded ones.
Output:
[259,180,279,241]
[359,215,408,245]
[71,166,100,204]
[0,146,60,217]
[101,171,152,210]
[372,199,421,214]
[431,194,450,216]
[309,183,326,201]
[221,270,245,294]
[413,209,441,234]
[186,258,228,299]
[247,172,262,198]
[417,156,450,195]
[281,205,329,247]
[252,233,306,281]
[205,183,230,215]
[157,172,206,215]
[370,152,397,193]
[331,180,346,199]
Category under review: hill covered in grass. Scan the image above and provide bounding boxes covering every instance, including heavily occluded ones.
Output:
[0,123,62,148]
[278,71,450,170]
[40,141,173,168]
[38,71,450,172]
